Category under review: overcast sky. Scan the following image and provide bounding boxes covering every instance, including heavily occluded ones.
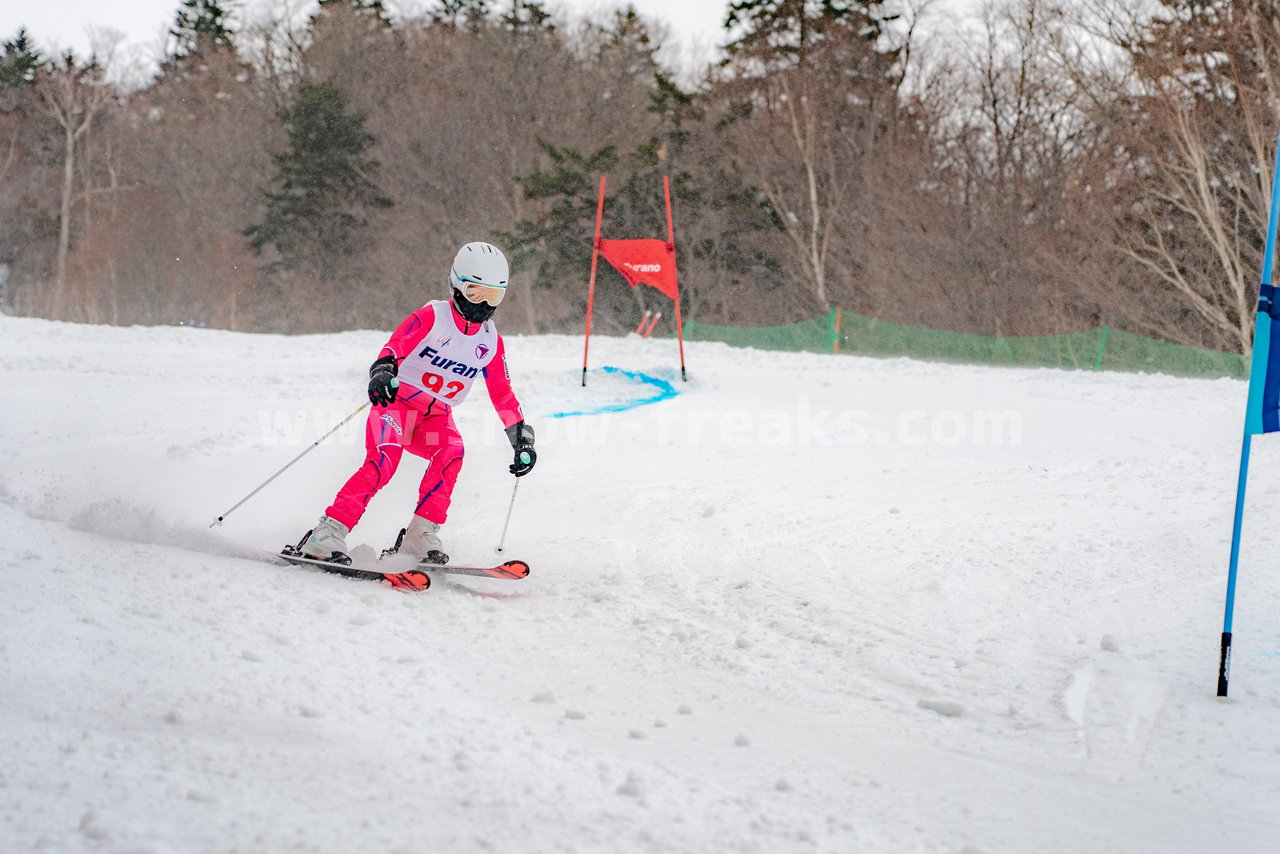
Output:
[1,0,730,70]
[3,0,980,89]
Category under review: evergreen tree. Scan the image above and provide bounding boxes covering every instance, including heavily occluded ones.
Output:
[724,0,899,71]
[640,72,784,311]
[0,29,41,93]
[167,0,237,62]
[501,0,555,33]
[500,140,619,299]
[430,0,491,28]
[245,82,392,278]
[319,0,388,9]
[501,69,783,330]
[715,0,904,311]
[592,6,661,80]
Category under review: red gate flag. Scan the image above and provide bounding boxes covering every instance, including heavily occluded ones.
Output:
[582,174,687,386]
[596,238,679,300]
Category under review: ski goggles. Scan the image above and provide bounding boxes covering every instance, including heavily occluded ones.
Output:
[454,272,507,306]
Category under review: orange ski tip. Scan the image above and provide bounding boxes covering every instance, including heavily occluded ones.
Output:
[384,571,431,592]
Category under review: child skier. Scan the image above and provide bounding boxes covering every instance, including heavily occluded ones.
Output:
[297,241,536,566]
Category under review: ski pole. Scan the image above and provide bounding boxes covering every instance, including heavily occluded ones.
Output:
[495,477,521,554]
[210,402,369,528]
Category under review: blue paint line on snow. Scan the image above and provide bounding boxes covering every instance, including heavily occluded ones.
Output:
[547,366,681,418]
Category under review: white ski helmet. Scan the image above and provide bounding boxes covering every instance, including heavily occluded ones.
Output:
[449,241,509,323]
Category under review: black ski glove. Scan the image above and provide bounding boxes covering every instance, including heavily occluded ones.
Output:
[505,421,537,477]
[368,355,399,407]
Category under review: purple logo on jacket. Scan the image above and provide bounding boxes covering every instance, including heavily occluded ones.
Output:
[476,343,491,360]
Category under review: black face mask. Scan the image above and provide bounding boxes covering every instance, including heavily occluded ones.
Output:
[452,288,496,324]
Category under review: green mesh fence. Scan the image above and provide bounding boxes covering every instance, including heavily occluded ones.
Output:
[682,313,838,354]
[1096,328,1246,378]
[680,309,1247,380]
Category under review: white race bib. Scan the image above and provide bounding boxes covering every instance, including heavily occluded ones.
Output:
[396,301,499,406]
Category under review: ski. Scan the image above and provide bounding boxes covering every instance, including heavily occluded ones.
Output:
[432,560,530,580]
[374,545,530,581]
[275,544,530,592]
[276,547,431,591]
[379,527,530,581]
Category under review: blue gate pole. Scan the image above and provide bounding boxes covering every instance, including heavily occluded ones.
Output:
[1219,433,1253,697]
[1218,125,1280,697]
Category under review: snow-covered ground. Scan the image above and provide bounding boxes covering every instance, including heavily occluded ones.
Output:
[3,313,1280,853]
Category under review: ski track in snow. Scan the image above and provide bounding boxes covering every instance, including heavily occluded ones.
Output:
[3,314,1280,853]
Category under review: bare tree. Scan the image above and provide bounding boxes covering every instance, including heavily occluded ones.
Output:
[36,48,115,319]
[1073,0,1280,351]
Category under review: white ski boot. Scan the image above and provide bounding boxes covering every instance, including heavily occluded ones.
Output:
[393,514,449,565]
[301,515,351,563]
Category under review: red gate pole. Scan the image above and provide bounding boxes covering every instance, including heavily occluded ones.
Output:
[644,312,662,338]
[582,176,607,387]
[663,175,687,382]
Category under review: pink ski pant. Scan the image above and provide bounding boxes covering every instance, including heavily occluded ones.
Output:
[325,401,464,530]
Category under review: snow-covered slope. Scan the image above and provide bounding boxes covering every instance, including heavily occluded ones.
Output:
[2,314,1279,853]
